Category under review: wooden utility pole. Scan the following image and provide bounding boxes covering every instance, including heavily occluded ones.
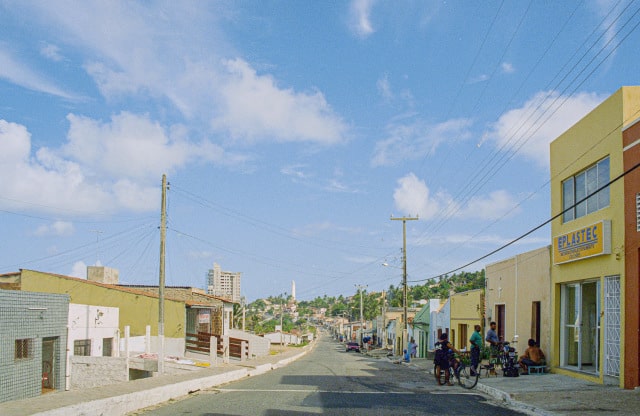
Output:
[355,284,367,346]
[158,174,167,374]
[390,215,418,355]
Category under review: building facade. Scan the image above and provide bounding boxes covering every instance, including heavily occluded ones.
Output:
[485,246,551,358]
[622,111,640,388]
[0,291,69,403]
[550,86,640,388]
[207,262,241,303]
[449,289,483,350]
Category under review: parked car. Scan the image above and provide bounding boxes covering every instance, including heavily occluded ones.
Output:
[346,342,360,352]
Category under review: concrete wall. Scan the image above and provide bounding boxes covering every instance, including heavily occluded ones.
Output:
[0,291,69,403]
[430,299,449,350]
[485,246,551,358]
[69,356,128,390]
[229,329,270,357]
[68,304,120,357]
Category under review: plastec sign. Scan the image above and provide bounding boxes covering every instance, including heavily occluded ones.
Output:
[553,220,611,264]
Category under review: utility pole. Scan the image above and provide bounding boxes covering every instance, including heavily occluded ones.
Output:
[390,215,418,355]
[158,174,167,374]
[355,284,367,346]
[382,290,386,348]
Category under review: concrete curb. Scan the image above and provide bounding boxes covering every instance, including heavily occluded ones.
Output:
[475,382,556,416]
[31,347,312,416]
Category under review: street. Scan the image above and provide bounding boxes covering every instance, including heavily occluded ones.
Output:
[134,334,526,415]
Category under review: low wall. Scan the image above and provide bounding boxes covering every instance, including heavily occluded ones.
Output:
[69,356,128,390]
[229,329,270,357]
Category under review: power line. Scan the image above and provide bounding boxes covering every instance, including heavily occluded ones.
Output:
[408,158,640,283]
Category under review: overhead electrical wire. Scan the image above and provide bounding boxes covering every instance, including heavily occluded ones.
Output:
[410,2,640,269]
[408,156,640,283]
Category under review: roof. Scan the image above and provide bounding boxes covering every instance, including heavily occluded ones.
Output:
[3,269,190,305]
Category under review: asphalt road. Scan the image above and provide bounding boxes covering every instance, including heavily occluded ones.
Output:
[134,334,526,416]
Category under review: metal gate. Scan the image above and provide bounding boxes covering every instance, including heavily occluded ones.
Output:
[604,275,620,377]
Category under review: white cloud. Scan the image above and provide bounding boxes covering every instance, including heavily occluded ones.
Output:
[501,62,515,74]
[70,261,88,279]
[393,173,441,220]
[393,173,518,221]
[490,90,605,167]
[372,117,473,167]
[349,0,376,38]
[459,190,520,220]
[0,48,74,99]
[40,43,63,62]
[281,164,310,180]
[377,74,393,100]
[216,59,348,145]
[12,2,349,147]
[0,116,235,215]
[64,112,217,181]
[34,221,75,237]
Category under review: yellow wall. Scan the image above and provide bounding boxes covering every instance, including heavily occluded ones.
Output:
[450,289,483,350]
[21,270,185,337]
[485,246,551,359]
[549,86,640,386]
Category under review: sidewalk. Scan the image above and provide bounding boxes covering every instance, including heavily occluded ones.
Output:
[404,356,640,416]
[0,345,312,416]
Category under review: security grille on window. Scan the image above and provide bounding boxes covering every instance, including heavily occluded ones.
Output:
[15,339,32,359]
[562,156,610,223]
[74,339,91,356]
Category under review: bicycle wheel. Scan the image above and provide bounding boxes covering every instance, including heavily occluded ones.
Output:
[458,363,479,389]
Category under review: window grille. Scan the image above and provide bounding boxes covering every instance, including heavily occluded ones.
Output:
[15,339,32,360]
[74,339,91,356]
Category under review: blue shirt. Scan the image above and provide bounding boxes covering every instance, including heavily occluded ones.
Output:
[486,328,499,344]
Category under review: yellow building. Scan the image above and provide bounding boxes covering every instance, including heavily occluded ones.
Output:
[0,269,185,338]
[449,289,483,350]
[550,86,640,387]
[485,246,551,359]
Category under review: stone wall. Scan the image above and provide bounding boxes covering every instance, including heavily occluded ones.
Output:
[69,356,128,390]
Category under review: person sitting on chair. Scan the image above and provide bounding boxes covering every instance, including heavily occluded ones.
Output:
[518,338,545,373]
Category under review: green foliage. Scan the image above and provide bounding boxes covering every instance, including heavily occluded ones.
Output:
[242,269,484,334]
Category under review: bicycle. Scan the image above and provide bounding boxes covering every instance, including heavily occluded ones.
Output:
[451,353,480,389]
[436,352,479,389]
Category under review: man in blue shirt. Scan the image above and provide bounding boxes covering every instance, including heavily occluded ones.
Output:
[485,321,499,347]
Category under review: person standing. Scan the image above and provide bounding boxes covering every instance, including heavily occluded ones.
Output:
[410,337,418,358]
[469,325,482,376]
[485,321,499,350]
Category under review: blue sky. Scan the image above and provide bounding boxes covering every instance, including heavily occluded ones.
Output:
[1,1,639,302]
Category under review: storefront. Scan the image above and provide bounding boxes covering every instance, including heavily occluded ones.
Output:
[549,87,640,388]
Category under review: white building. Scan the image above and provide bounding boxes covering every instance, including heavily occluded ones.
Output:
[207,262,241,303]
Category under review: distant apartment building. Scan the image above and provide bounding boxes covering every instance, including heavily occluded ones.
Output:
[207,262,241,304]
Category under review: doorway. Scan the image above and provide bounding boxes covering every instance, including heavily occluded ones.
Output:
[495,305,506,342]
[41,337,57,392]
[560,281,600,374]
[531,301,541,345]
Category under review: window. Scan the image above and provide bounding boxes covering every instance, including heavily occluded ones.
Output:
[74,339,91,356]
[15,339,32,359]
[562,157,610,222]
[102,338,113,357]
